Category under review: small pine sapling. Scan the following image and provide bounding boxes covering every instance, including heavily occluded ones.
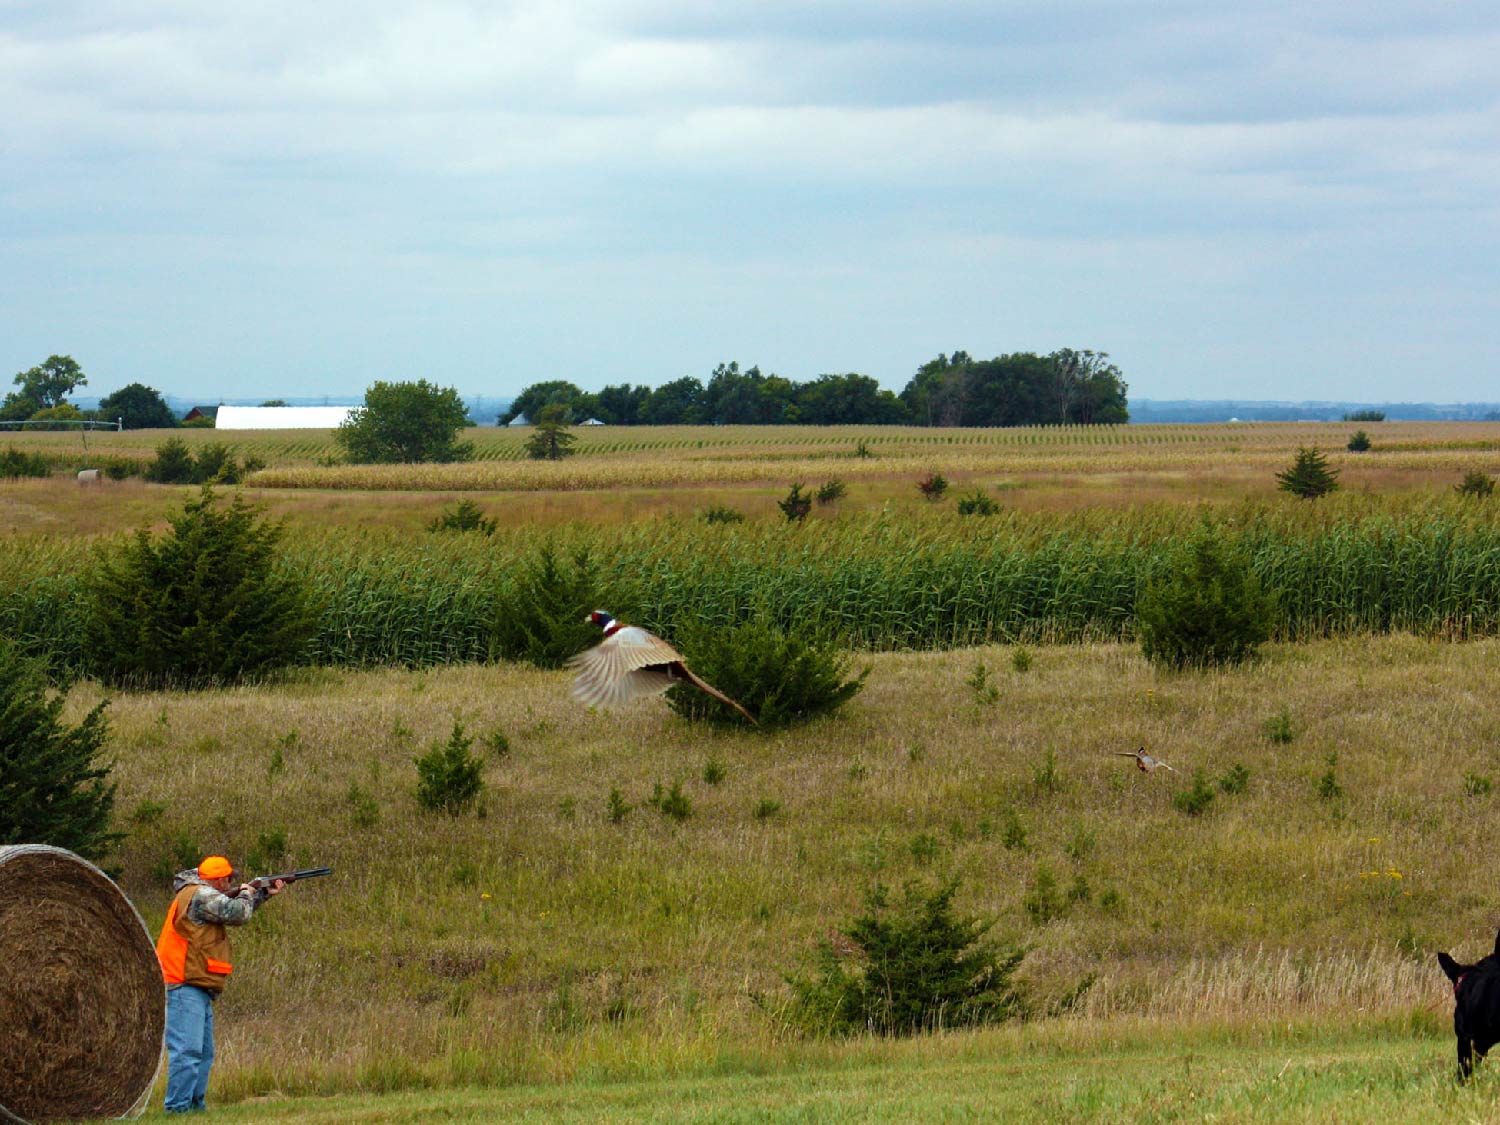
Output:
[1262,709,1295,744]
[785,877,1025,1036]
[966,661,1000,706]
[815,479,847,505]
[956,489,999,516]
[414,721,486,816]
[1276,447,1341,499]
[1218,763,1250,795]
[1456,469,1496,498]
[917,471,950,501]
[1172,769,1216,816]
[778,483,813,522]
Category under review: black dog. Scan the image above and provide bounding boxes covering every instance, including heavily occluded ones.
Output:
[1438,930,1500,1079]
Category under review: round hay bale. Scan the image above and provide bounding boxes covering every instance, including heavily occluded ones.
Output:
[0,845,164,1124]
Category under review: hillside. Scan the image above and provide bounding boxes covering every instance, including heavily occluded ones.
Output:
[58,632,1493,1102]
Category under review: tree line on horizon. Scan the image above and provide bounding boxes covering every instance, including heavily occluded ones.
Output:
[1,355,295,430]
[4,348,1130,434]
[501,349,1129,428]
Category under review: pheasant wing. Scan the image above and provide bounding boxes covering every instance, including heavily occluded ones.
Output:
[569,626,686,709]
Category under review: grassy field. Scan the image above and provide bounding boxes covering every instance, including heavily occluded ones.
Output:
[58,634,1499,1114]
[8,421,1500,1119]
[125,1021,1500,1122]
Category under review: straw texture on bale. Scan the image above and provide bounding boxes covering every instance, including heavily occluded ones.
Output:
[0,845,164,1124]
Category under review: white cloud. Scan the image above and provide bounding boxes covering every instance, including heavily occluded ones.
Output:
[1,0,1498,400]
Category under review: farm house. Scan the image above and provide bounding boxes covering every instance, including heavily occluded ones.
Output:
[212,406,357,429]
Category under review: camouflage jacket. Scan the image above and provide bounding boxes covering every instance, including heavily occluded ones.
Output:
[170,869,269,926]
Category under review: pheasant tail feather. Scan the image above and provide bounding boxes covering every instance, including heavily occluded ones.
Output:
[679,666,758,726]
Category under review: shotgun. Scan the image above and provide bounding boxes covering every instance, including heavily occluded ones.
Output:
[246,866,332,891]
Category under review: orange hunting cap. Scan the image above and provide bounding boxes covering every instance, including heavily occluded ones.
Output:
[198,856,234,879]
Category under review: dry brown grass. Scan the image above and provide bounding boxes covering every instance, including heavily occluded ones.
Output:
[62,632,1495,1092]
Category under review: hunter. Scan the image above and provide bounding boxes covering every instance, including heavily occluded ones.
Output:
[155,856,286,1114]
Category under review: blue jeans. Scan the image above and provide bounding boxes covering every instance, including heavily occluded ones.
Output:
[164,984,216,1112]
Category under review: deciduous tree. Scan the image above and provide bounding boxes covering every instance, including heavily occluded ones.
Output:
[98,383,177,429]
[23,404,85,430]
[594,383,650,425]
[11,355,86,410]
[336,379,474,463]
[898,349,1128,427]
[639,376,705,424]
[501,380,596,426]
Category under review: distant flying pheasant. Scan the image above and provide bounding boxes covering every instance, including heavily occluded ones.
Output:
[569,611,758,725]
[1115,746,1176,773]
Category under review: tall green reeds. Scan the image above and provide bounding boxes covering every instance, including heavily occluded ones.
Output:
[3,497,1498,676]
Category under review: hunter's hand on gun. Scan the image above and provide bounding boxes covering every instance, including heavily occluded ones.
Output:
[243,866,333,897]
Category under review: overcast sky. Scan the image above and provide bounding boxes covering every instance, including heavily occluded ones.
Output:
[2,1,1496,405]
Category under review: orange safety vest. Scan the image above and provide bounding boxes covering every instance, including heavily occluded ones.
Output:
[156,884,235,993]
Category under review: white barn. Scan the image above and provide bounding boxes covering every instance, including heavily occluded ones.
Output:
[213,406,357,429]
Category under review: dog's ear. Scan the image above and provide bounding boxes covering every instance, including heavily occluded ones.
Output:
[1492,928,1500,959]
[1439,952,1464,982]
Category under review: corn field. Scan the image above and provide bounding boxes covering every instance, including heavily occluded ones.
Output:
[5,495,1499,673]
[7,421,1499,484]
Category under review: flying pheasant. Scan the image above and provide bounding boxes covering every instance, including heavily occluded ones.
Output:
[1115,746,1175,773]
[569,611,758,725]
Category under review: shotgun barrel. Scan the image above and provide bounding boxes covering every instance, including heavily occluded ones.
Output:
[247,866,332,890]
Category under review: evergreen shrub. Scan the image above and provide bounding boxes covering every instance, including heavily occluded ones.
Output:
[956,489,999,516]
[778,483,812,522]
[1276,447,1341,499]
[428,499,497,536]
[1136,525,1275,669]
[816,479,847,505]
[142,438,195,483]
[646,781,692,821]
[523,404,578,461]
[1457,469,1496,498]
[1218,763,1251,795]
[0,639,119,863]
[665,616,868,728]
[415,721,485,816]
[917,471,949,501]
[1172,769,1216,816]
[489,543,608,668]
[700,505,745,525]
[144,439,257,484]
[785,878,1025,1036]
[84,486,318,687]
